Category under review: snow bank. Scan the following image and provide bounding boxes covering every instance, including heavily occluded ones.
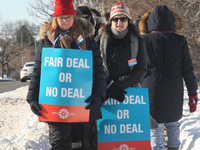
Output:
[0,85,200,150]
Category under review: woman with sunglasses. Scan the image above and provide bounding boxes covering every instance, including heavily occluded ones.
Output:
[26,0,105,149]
[99,2,147,102]
[77,6,96,31]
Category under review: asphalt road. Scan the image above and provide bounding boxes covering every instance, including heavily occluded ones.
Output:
[0,80,30,93]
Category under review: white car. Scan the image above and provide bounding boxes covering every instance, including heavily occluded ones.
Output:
[20,62,35,82]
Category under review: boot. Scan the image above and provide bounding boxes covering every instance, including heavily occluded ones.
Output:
[168,146,180,150]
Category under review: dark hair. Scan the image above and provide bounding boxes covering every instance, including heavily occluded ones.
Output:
[127,21,143,42]
[77,6,95,26]
[90,8,101,17]
[104,12,110,21]
[76,9,82,18]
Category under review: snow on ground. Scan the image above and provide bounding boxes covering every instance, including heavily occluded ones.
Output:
[0,85,200,150]
[0,86,51,150]
[179,87,200,150]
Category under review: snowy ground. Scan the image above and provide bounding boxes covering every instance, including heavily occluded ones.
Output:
[0,86,51,150]
[0,85,200,150]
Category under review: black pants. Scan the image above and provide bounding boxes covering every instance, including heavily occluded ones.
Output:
[48,121,97,150]
[48,122,72,150]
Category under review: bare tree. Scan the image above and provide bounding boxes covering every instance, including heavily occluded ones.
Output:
[0,22,22,78]
[117,0,200,83]
[28,0,54,24]
[27,0,200,83]
[28,0,115,20]
[15,20,39,54]
[0,20,39,79]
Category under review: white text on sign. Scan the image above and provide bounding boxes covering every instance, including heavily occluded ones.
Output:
[104,124,143,134]
[104,95,146,105]
[45,87,85,98]
[44,57,90,68]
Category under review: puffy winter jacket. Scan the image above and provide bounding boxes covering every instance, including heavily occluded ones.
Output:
[27,18,106,121]
[139,5,198,123]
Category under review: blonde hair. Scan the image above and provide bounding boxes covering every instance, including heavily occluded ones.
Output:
[70,16,79,39]
[45,16,79,39]
[45,17,58,33]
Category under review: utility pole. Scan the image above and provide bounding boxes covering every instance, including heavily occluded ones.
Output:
[102,0,105,16]
[35,38,37,53]
[21,29,24,66]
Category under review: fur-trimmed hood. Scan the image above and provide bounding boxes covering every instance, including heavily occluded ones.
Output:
[94,17,106,24]
[39,17,94,40]
[139,5,181,35]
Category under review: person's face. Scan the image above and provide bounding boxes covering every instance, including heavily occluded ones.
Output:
[82,14,91,21]
[111,15,128,32]
[57,15,74,31]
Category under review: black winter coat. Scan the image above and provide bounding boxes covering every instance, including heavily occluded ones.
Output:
[139,5,198,123]
[100,25,147,89]
[27,19,106,121]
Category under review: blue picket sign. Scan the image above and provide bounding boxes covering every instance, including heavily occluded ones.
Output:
[39,48,93,106]
[97,87,151,150]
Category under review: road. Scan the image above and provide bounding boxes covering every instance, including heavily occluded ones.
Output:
[0,80,30,93]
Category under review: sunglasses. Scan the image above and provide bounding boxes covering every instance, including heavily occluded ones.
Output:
[83,16,91,20]
[112,17,128,22]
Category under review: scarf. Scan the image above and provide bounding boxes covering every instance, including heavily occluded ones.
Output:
[100,30,139,76]
[111,27,129,39]
[46,24,86,50]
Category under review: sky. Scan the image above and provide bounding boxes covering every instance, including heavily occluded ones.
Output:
[0,0,49,26]
[0,81,200,149]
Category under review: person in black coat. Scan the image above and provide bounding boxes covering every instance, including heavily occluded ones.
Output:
[139,5,198,150]
[77,6,95,35]
[26,0,105,149]
[99,2,147,102]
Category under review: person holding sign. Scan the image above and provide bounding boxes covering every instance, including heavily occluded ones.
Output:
[26,0,105,150]
[99,2,147,102]
[139,5,198,150]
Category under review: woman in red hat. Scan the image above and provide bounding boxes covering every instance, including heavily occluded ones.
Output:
[26,0,106,149]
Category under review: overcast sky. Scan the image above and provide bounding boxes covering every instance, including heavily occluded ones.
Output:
[0,0,49,26]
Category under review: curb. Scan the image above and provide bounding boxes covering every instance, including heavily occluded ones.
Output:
[0,79,15,82]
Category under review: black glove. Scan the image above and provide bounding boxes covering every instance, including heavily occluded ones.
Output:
[106,82,127,102]
[29,101,42,116]
[85,94,101,109]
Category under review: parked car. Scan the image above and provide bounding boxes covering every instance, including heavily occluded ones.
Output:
[20,62,35,82]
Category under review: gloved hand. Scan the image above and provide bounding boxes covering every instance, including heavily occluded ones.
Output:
[85,94,101,109]
[188,92,198,113]
[29,101,42,116]
[106,81,127,102]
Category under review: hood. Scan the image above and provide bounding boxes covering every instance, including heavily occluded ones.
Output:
[95,17,106,24]
[139,5,181,35]
[39,17,94,40]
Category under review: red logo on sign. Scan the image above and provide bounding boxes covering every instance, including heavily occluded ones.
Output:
[38,104,90,122]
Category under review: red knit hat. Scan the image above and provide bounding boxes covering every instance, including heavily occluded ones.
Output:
[53,0,76,17]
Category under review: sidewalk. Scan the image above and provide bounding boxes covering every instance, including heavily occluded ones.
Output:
[0,76,15,82]
[0,78,15,82]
